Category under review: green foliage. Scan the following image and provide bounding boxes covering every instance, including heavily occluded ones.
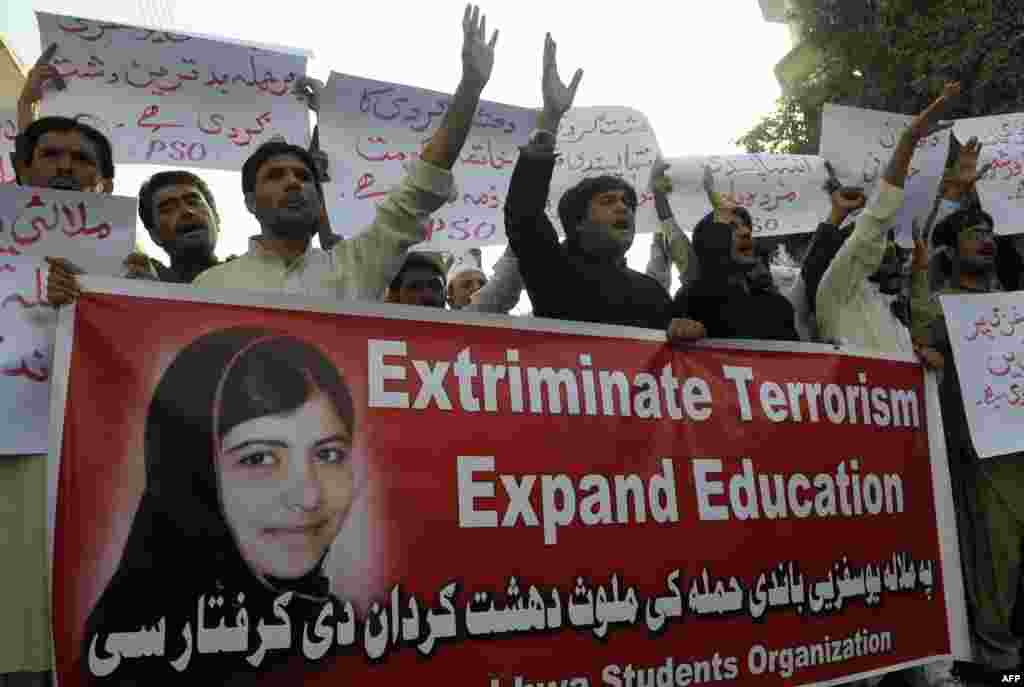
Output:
[738,0,1024,153]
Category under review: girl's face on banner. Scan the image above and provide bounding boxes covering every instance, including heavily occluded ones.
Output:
[217,390,355,580]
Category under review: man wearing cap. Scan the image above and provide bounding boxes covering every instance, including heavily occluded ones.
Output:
[193,6,498,300]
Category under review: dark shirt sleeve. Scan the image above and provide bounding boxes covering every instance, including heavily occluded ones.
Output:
[801,221,848,314]
[503,146,568,316]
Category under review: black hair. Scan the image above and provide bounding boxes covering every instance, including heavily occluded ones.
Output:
[138,170,219,232]
[83,328,354,679]
[389,253,445,291]
[15,116,115,180]
[556,175,638,245]
[241,140,324,199]
[931,208,995,252]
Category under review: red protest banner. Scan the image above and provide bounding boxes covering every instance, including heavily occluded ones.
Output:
[53,285,955,687]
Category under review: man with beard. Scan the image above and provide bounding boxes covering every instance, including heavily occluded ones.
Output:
[504,34,703,341]
[193,5,498,299]
[917,148,1024,683]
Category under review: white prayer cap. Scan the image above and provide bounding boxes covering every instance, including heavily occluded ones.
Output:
[447,248,486,283]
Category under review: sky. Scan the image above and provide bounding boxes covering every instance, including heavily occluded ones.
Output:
[8,0,792,305]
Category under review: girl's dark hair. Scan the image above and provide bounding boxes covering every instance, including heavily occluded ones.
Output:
[83,327,353,666]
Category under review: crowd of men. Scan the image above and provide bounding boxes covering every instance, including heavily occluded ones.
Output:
[3,5,1023,687]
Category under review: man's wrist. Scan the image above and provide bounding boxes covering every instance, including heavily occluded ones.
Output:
[828,209,848,226]
[456,77,486,97]
[537,108,563,134]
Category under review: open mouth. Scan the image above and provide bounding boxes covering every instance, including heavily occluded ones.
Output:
[177,223,207,237]
[48,176,80,191]
[282,192,308,210]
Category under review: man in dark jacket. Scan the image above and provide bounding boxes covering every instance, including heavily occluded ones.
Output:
[504,33,704,342]
[673,205,799,341]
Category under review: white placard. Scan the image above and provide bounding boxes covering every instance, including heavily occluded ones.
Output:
[663,154,832,236]
[1,110,16,185]
[939,290,1024,459]
[319,72,663,251]
[36,12,310,170]
[953,113,1024,236]
[0,256,56,454]
[319,71,532,251]
[0,185,136,274]
[546,106,662,239]
[821,104,950,246]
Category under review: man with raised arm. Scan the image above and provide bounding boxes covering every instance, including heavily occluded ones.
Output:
[915,139,1024,685]
[816,84,955,368]
[192,5,497,300]
[503,34,703,342]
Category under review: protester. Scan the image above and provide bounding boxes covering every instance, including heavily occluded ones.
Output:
[503,34,703,343]
[1,112,119,687]
[672,197,799,341]
[816,84,956,373]
[384,252,447,308]
[913,138,1024,682]
[815,84,960,687]
[121,170,222,283]
[82,327,361,684]
[440,245,524,314]
[799,183,867,341]
[192,6,497,301]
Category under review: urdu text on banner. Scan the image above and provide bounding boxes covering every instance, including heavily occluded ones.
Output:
[52,282,966,686]
[36,12,310,170]
[317,71,532,251]
[318,71,662,251]
[953,113,1024,236]
[0,257,54,454]
[1,110,16,185]
[820,104,950,246]
[0,184,136,274]
[664,155,832,238]
[939,290,1024,459]
[0,186,134,455]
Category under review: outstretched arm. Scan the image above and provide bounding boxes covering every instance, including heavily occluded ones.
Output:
[818,83,959,328]
[17,44,64,132]
[420,5,498,170]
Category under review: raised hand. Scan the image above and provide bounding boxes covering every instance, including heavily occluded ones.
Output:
[461,4,498,91]
[907,81,960,142]
[541,33,583,123]
[21,44,65,106]
[293,76,324,113]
